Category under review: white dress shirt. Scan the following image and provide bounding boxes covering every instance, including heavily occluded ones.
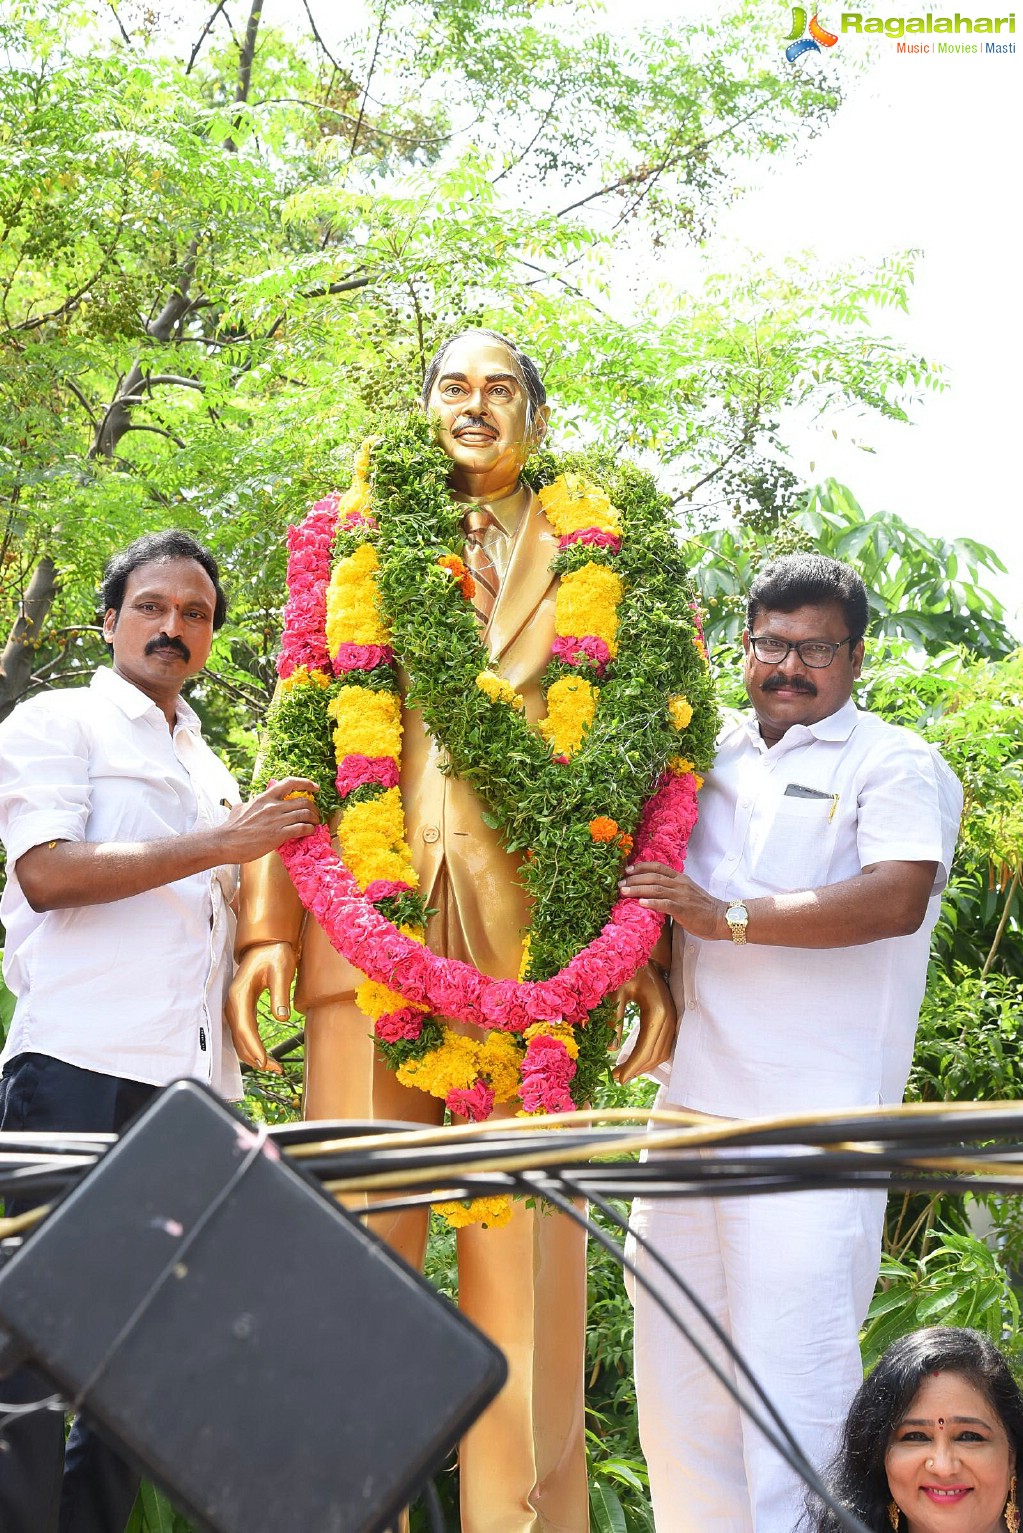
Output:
[667,699,963,1116]
[0,667,243,1096]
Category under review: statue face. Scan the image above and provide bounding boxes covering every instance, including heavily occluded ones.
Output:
[426,333,547,495]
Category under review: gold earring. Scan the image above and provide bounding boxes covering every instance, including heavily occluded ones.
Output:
[888,1501,901,1531]
[1006,1474,1020,1533]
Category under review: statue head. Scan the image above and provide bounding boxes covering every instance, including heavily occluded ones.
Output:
[422,328,550,499]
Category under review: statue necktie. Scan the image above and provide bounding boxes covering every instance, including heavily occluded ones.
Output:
[463,508,501,627]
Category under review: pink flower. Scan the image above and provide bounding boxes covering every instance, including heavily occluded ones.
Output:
[550,635,612,677]
[431,962,484,1021]
[275,771,702,1047]
[363,878,414,904]
[338,509,377,531]
[333,643,394,675]
[335,755,399,797]
[557,529,622,552]
[375,1008,425,1043]
[480,979,526,1029]
[446,1081,496,1122]
[277,509,336,678]
[311,492,342,514]
[519,1036,577,1114]
[386,952,432,1005]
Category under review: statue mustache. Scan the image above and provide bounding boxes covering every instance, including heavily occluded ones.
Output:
[452,414,499,439]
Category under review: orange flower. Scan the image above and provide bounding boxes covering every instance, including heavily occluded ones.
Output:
[589,816,620,843]
[618,834,634,856]
[437,554,475,600]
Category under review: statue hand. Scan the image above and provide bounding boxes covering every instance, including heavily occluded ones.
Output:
[612,962,677,1086]
[226,942,297,1074]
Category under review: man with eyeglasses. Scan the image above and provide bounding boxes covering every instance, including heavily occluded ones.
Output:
[620,552,962,1533]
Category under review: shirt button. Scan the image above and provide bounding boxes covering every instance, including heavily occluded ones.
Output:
[422,826,440,844]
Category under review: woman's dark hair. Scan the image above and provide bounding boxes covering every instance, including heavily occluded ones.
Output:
[803,1327,1023,1532]
[421,327,547,432]
[747,553,869,646]
[101,530,228,631]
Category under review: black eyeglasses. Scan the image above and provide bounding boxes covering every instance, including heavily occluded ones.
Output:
[749,635,853,670]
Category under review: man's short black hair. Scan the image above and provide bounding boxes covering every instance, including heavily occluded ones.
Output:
[747,553,869,644]
[421,328,547,431]
[101,531,228,630]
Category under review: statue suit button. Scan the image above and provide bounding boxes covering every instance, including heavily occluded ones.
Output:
[422,826,440,844]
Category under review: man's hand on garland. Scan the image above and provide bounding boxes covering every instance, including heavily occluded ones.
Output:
[619,861,728,942]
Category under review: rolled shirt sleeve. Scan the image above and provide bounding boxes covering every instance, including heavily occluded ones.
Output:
[854,730,963,895]
[0,697,92,866]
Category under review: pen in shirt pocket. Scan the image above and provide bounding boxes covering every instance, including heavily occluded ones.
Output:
[784,782,840,822]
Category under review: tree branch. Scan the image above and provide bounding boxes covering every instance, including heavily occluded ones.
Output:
[116,423,188,449]
[186,0,231,75]
[106,0,133,47]
[300,0,344,75]
[224,0,265,152]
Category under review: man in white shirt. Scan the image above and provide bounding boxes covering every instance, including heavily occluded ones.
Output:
[0,529,317,1533]
[620,553,962,1533]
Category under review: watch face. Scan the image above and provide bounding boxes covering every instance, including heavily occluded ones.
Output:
[726,903,747,924]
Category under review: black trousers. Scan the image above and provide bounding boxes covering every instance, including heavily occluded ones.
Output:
[0,1053,157,1533]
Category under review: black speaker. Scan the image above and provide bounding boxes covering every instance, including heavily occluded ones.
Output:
[0,1081,506,1533]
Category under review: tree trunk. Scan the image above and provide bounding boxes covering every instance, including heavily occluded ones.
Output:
[0,557,59,719]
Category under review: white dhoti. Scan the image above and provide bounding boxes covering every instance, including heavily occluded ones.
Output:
[630,1167,886,1533]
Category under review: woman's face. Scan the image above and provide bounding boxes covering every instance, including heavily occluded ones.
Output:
[885,1372,1014,1533]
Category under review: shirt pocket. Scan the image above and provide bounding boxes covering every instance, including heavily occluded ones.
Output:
[753,794,837,893]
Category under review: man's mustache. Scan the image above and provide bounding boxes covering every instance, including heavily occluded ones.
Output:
[452,414,499,441]
[145,635,191,661]
[762,675,816,695]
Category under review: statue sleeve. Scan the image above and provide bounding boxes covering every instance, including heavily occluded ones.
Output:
[235,851,305,954]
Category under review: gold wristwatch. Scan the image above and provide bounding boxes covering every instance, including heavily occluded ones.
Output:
[725,900,749,945]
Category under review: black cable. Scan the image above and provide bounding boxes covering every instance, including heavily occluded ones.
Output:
[423,1476,445,1533]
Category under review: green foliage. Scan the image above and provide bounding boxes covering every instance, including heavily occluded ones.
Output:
[692,481,1012,657]
[862,1230,1022,1374]
[0,0,931,728]
[125,1481,193,1533]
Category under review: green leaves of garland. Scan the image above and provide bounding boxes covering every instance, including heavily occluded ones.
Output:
[368,417,718,1102]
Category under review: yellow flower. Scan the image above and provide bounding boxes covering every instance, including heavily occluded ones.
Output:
[353,437,373,482]
[356,978,424,1021]
[338,787,418,890]
[668,756,695,776]
[693,773,704,790]
[538,675,598,758]
[325,542,390,655]
[693,635,708,664]
[517,934,531,982]
[538,474,622,538]
[396,1031,480,1096]
[434,1196,513,1229]
[479,1031,525,1102]
[475,672,525,710]
[668,694,694,731]
[524,1021,580,1060]
[277,666,330,694]
[328,687,402,761]
[555,563,623,654]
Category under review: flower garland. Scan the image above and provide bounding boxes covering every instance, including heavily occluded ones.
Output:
[258,418,716,1225]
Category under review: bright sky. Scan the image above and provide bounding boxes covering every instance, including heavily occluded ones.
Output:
[627,0,1022,628]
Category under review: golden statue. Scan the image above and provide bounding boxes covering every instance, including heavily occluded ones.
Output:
[227,329,677,1533]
